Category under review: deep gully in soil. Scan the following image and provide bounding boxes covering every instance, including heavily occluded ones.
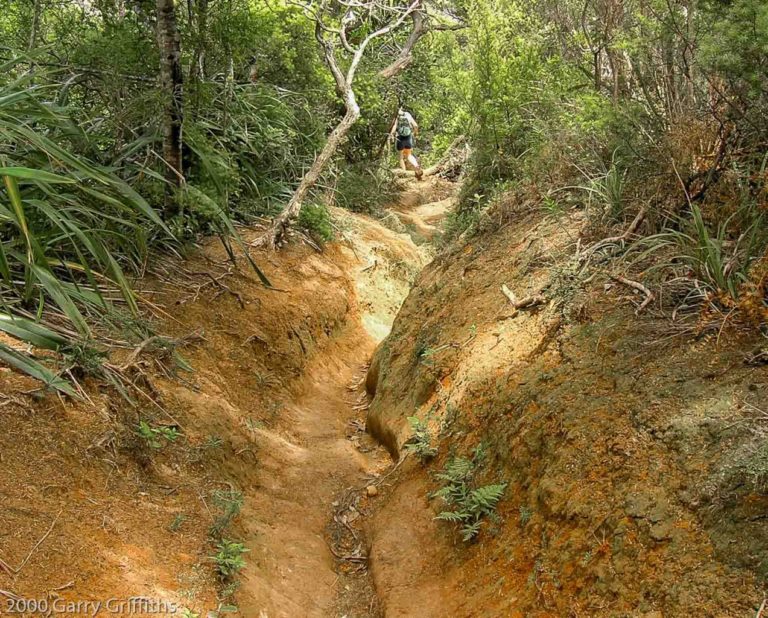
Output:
[239,177,454,617]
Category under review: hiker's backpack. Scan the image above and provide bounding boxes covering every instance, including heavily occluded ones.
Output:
[396,113,412,138]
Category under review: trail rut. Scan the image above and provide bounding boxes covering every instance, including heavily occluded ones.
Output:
[238,329,387,617]
[236,178,455,617]
[0,176,454,618]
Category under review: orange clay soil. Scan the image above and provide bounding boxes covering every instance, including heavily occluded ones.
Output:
[0,205,424,617]
[1,177,766,618]
[365,199,767,616]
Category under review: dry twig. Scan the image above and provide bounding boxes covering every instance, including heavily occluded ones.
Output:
[501,284,547,311]
[609,274,655,314]
[0,510,62,576]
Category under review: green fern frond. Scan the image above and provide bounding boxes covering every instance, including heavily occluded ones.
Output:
[469,484,507,510]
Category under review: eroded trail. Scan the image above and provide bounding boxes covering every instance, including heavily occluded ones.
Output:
[0,175,453,618]
[233,178,454,616]
[238,329,386,617]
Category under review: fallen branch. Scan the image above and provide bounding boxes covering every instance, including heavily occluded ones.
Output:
[361,259,377,273]
[119,331,203,372]
[424,134,467,177]
[501,284,547,310]
[609,274,654,314]
[363,452,409,489]
[392,134,468,179]
[580,207,646,261]
[49,580,75,593]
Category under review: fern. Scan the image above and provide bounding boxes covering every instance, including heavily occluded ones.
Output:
[470,484,506,510]
[432,451,506,541]
[460,521,482,542]
[435,456,474,485]
[404,415,438,461]
[435,510,465,522]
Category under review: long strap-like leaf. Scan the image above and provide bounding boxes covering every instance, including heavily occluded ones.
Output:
[0,342,77,397]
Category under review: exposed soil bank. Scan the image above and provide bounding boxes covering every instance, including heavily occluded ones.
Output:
[0,210,422,616]
[366,205,767,616]
[3,177,765,617]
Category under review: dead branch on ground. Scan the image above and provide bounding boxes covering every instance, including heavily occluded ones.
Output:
[393,134,468,178]
[501,284,547,313]
[609,274,655,314]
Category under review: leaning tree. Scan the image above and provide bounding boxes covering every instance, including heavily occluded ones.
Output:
[256,0,457,247]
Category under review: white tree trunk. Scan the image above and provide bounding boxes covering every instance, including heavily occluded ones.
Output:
[266,102,361,247]
[255,1,423,249]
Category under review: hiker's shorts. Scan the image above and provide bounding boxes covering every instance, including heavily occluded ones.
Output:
[396,134,414,151]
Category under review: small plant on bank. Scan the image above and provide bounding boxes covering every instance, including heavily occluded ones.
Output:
[210,488,244,538]
[298,203,334,243]
[245,417,266,433]
[63,343,108,377]
[168,513,187,532]
[137,421,180,449]
[203,435,224,450]
[432,448,507,541]
[404,416,438,461]
[212,539,249,580]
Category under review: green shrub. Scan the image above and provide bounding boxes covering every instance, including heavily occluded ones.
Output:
[298,203,334,243]
[212,539,249,580]
[168,514,187,532]
[334,161,396,215]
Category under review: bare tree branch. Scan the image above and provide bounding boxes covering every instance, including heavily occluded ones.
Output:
[379,9,427,78]
[254,0,424,249]
[379,8,466,79]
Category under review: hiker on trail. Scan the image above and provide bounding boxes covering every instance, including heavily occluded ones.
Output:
[390,108,424,180]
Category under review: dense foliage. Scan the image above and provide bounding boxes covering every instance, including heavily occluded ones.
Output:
[428,0,768,327]
[0,0,339,387]
[0,0,766,389]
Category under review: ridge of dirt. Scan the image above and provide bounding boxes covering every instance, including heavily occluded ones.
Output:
[390,177,458,245]
[364,204,767,616]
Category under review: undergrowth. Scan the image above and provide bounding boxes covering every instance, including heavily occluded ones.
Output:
[136,421,180,449]
[210,488,245,539]
[333,161,396,215]
[432,446,507,541]
[212,539,249,580]
[298,203,334,243]
[404,415,438,461]
[626,202,768,327]
[207,487,247,609]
